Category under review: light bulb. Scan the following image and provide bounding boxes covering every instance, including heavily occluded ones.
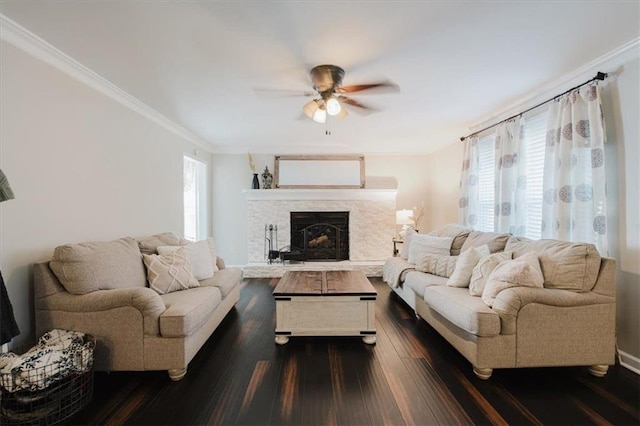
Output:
[326,97,342,116]
[312,108,327,123]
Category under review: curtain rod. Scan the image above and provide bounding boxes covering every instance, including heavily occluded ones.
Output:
[459,71,608,141]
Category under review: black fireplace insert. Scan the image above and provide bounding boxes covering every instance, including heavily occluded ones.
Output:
[288,211,349,261]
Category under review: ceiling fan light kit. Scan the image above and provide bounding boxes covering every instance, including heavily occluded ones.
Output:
[258,64,398,131]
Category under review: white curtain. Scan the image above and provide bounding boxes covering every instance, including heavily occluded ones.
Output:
[458,136,481,228]
[542,84,608,254]
[493,118,528,236]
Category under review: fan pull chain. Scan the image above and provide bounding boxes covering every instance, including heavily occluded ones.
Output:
[325,117,331,135]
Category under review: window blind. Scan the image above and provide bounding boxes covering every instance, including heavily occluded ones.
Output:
[477,135,495,232]
[522,112,547,239]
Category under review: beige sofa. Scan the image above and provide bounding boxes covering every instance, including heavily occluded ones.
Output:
[34,233,242,381]
[383,226,616,379]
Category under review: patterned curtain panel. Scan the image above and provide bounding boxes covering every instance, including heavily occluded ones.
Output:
[542,84,608,254]
[458,136,480,228]
[493,118,528,236]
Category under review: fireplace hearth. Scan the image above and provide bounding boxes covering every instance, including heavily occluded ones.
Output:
[289,211,349,261]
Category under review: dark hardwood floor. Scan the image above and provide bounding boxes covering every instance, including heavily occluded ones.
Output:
[71,278,639,425]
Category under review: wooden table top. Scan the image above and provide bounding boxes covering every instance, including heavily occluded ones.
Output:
[273,270,376,297]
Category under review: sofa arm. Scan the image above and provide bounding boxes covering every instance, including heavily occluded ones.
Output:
[492,286,614,334]
[216,256,226,270]
[35,287,165,336]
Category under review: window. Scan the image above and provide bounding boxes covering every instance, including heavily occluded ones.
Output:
[183,155,207,242]
[476,135,495,232]
[474,111,548,239]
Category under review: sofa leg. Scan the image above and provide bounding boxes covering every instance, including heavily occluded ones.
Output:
[473,367,493,380]
[588,365,609,377]
[168,367,187,381]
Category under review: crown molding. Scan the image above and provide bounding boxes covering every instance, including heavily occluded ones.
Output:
[469,36,640,131]
[0,14,213,153]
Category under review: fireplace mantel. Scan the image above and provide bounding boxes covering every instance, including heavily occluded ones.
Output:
[243,188,397,201]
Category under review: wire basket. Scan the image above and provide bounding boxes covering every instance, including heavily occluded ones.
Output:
[0,334,95,426]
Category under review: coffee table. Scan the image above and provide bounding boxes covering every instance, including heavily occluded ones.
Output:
[273,270,377,345]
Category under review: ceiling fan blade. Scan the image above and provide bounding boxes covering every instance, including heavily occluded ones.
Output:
[338,81,400,95]
[340,96,378,114]
[253,87,316,97]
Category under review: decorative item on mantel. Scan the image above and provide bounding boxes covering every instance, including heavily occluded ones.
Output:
[248,152,259,189]
[261,166,273,189]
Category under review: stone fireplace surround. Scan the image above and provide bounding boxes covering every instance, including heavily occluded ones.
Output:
[244,189,396,278]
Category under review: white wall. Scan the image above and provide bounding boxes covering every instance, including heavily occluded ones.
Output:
[0,42,212,347]
[423,56,640,364]
[212,154,430,265]
[602,57,640,364]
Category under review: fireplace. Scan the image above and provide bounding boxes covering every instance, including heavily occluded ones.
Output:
[289,211,349,261]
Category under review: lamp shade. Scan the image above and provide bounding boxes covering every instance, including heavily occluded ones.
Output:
[395,209,413,226]
[0,169,14,202]
[303,100,319,118]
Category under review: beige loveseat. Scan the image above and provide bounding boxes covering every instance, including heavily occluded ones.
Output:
[383,225,616,379]
[34,233,242,381]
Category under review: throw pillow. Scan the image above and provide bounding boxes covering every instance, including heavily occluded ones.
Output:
[407,235,453,265]
[446,244,490,288]
[461,231,510,254]
[143,248,199,295]
[399,227,417,260]
[415,254,459,278]
[207,238,220,272]
[158,239,214,280]
[482,251,544,307]
[427,224,472,256]
[137,232,190,255]
[469,251,512,296]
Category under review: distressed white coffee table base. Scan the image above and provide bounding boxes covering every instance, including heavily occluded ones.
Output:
[273,271,377,345]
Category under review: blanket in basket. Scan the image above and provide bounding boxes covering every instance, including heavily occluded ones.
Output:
[0,329,93,393]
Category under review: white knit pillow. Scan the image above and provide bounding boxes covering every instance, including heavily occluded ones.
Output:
[469,252,512,296]
[446,244,490,288]
[482,251,544,307]
[407,235,453,265]
[158,239,214,280]
[143,248,199,295]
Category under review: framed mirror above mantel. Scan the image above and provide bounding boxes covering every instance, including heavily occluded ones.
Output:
[274,155,365,189]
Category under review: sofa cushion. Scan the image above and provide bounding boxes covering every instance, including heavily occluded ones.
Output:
[50,237,146,295]
[505,238,601,292]
[461,231,510,254]
[408,235,453,265]
[137,232,189,255]
[404,271,448,299]
[159,286,222,337]
[423,286,501,337]
[428,224,472,256]
[199,267,242,297]
[469,251,512,296]
[415,255,458,278]
[482,252,544,307]
[446,245,490,288]
[158,240,214,281]
[143,249,200,295]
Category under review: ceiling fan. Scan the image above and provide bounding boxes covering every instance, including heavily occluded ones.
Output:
[257,64,399,125]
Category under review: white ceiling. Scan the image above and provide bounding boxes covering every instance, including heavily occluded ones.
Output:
[1,1,638,154]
